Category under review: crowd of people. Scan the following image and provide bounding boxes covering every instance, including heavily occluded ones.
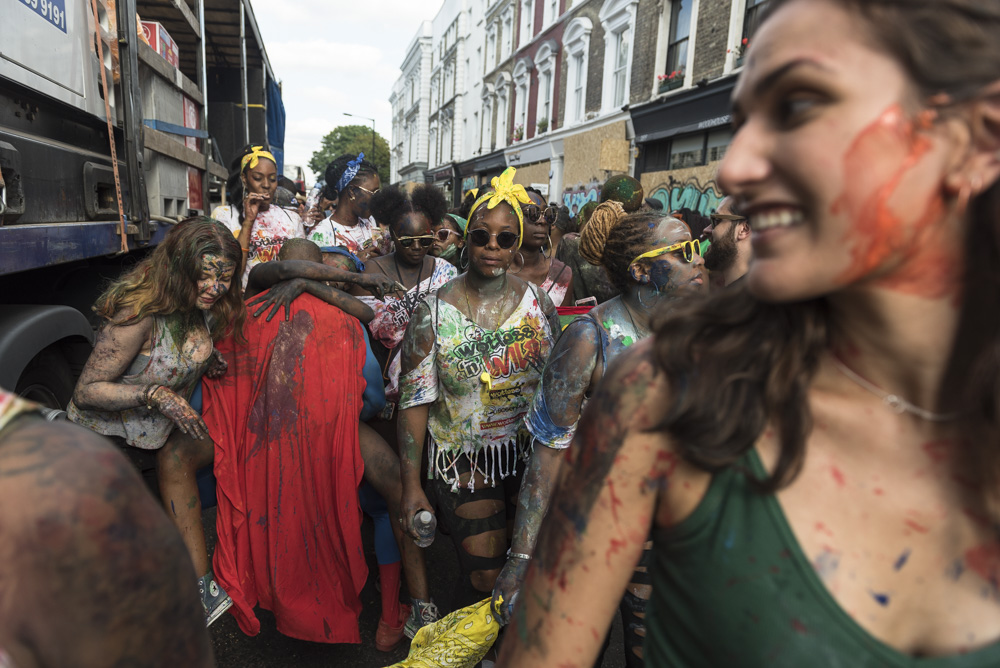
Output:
[4,0,1000,665]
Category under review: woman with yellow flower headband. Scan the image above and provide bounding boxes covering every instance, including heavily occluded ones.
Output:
[396,167,561,621]
[212,144,305,289]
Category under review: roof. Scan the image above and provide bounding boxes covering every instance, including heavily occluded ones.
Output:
[136,0,275,84]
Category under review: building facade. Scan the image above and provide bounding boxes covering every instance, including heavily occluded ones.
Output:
[390,0,773,215]
[390,21,433,187]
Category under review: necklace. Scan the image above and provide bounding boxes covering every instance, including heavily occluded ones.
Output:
[832,358,961,422]
[464,275,509,332]
[621,299,649,342]
[389,254,425,292]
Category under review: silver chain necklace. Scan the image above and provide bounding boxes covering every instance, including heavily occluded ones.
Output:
[832,358,961,422]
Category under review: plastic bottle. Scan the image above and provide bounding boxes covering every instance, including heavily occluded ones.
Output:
[413,510,437,548]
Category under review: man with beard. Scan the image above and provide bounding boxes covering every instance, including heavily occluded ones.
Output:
[701,196,751,287]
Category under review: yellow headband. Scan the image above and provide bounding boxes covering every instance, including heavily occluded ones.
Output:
[240,145,276,173]
[468,168,531,249]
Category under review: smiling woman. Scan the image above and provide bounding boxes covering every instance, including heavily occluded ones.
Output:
[497,0,1000,666]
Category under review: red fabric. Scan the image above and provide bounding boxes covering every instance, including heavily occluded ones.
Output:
[378,561,401,625]
[202,293,368,643]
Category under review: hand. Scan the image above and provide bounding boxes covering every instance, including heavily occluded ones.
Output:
[243,192,270,225]
[246,278,306,322]
[204,350,228,379]
[305,205,325,226]
[399,482,434,541]
[491,556,530,625]
[151,386,209,440]
[362,273,407,300]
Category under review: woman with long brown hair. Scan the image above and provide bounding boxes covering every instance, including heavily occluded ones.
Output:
[499,0,1000,665]
[69,217,245,626]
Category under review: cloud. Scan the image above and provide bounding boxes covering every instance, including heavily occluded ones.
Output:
[250,0,443,182]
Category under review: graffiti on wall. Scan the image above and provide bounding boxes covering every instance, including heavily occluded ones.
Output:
[562,187,599,218]
[649,177,724,218]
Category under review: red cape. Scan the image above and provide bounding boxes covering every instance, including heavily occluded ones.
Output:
[203,293,368,643]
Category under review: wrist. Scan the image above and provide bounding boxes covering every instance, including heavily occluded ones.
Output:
[143,384,163,409]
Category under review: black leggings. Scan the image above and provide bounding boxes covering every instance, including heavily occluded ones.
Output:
[426,455,523,612]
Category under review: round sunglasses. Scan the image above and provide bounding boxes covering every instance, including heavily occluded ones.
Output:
[523,204,559,224]
[468,229,519,249]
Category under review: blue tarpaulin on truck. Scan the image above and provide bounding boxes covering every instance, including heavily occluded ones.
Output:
[266,79,285,175]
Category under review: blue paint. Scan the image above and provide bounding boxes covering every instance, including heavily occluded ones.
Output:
[947,559,965,581]
[870,591,890,607]
[893,549,911,571]
[170,500,176,516]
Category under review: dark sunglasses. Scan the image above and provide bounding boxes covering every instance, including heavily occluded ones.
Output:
[394,234,435,248]
[523,204,559,224]
[468,229,519,249]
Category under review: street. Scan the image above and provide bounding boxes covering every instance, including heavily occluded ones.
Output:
[205,507,626,668]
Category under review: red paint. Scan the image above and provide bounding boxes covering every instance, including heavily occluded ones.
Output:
[605,536,628,566]
[873,488,884,496]
[922,439,956,464]
[904,519,930,534]
[779,549,792,559]
[770,565,781,575]
[964,543,1000,585]
[655,450,679,478]
[607,480,623,523]
[791,618,809,635]
[832,105,958,299]
[815,522,834,537]
[830,466,846,488]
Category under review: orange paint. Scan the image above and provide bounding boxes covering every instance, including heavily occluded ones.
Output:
[832,105,959,299]
[922,439,957,464]
[904,519,930,534]
[830,466,846,488]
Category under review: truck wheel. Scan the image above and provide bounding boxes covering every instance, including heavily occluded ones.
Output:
[15,348,75,410]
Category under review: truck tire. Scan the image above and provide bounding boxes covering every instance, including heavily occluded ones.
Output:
[14,347,75,410]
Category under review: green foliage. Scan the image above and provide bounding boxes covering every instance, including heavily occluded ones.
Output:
[309,124,390,184]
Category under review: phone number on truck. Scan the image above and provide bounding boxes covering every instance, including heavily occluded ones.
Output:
[20,0,68,34]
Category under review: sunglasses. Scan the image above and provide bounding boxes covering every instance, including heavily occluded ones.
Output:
[709,213,747,225]
[435,228,461,242]
[630,239,702,267]
[394,234,435,248]
[353,184,379,197]
[468,229,519,249]
[523,204,559,224]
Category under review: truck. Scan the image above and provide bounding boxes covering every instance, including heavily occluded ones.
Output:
[0,0,285,407]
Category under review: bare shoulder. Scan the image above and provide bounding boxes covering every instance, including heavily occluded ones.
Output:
[0,417,212,667]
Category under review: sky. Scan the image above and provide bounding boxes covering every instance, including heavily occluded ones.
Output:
[250,0,444,186]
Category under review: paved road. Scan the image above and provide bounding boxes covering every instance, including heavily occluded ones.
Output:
[206,508,625,667]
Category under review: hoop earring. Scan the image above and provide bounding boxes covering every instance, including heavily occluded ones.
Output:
[510,252,525,274]
[637,284,660,310]
[541,234,553,259]
[459,245,469,268]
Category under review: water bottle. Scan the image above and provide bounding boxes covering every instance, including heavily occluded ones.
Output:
[413,510,437,548]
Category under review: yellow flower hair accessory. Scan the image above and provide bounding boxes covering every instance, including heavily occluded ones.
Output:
[468,167,531,249]
[240,145,277,173]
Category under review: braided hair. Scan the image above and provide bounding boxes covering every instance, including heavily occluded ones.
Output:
[323,153,378,200]
[580,201,671,292]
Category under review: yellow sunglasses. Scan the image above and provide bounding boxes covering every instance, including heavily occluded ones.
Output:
[629,239,701,267]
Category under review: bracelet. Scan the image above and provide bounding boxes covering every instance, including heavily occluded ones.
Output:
[507,550,532,561]
[142,384,162,409]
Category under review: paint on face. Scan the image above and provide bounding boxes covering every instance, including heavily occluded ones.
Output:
[431,218,463,260]
[351,175,381,219]
[832,104,957,298]
[467,205,519,278]
[640,218,707,297]
[196,253,235,310]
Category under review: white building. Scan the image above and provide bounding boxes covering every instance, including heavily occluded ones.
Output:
[390,21,433,187]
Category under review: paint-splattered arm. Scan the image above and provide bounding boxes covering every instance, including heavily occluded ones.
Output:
[0,416,213,667]
[72,315,153,411]
[246,259,403,300]
[536,287,562,344]
[246,278,376,323]
[397,300,438,538]
[493,319,601,623]
[497,342,670,667]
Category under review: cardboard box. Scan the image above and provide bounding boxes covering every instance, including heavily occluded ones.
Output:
[183,95,199,151]
[141,21,179,69]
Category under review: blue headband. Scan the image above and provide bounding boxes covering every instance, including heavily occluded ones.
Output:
[320,246,365,273]
[336,153,365,194]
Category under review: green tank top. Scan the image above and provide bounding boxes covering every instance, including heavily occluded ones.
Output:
[644,449,1000,667]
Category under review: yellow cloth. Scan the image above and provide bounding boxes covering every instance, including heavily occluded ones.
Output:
[388,598,501,668]
[468,167,531,249]
[240,145,276,173]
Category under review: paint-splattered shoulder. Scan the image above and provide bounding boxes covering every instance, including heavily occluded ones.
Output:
[596,337,671,432]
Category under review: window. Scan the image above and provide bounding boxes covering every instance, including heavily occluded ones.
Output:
[669,133,705,169]
[665,0,692,78]
[487,27,497,71]
[612,27,631,107]
[502,11,513,59]
[472,112,479,155]
[563,17,592,124]
[544,0,558,26]
[520,0,534,46]
[599,0,638,113]
[513,58,531,139]
[742,0,770,43]
[429,123,438,166]
[495,77,510,148]
[535,42,556,133]
[481,98,492,151]
[707,128,732,162]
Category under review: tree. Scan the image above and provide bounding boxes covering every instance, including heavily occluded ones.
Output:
[309,125,390,185]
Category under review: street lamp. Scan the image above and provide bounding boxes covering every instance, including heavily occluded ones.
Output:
[343,112,376,169]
